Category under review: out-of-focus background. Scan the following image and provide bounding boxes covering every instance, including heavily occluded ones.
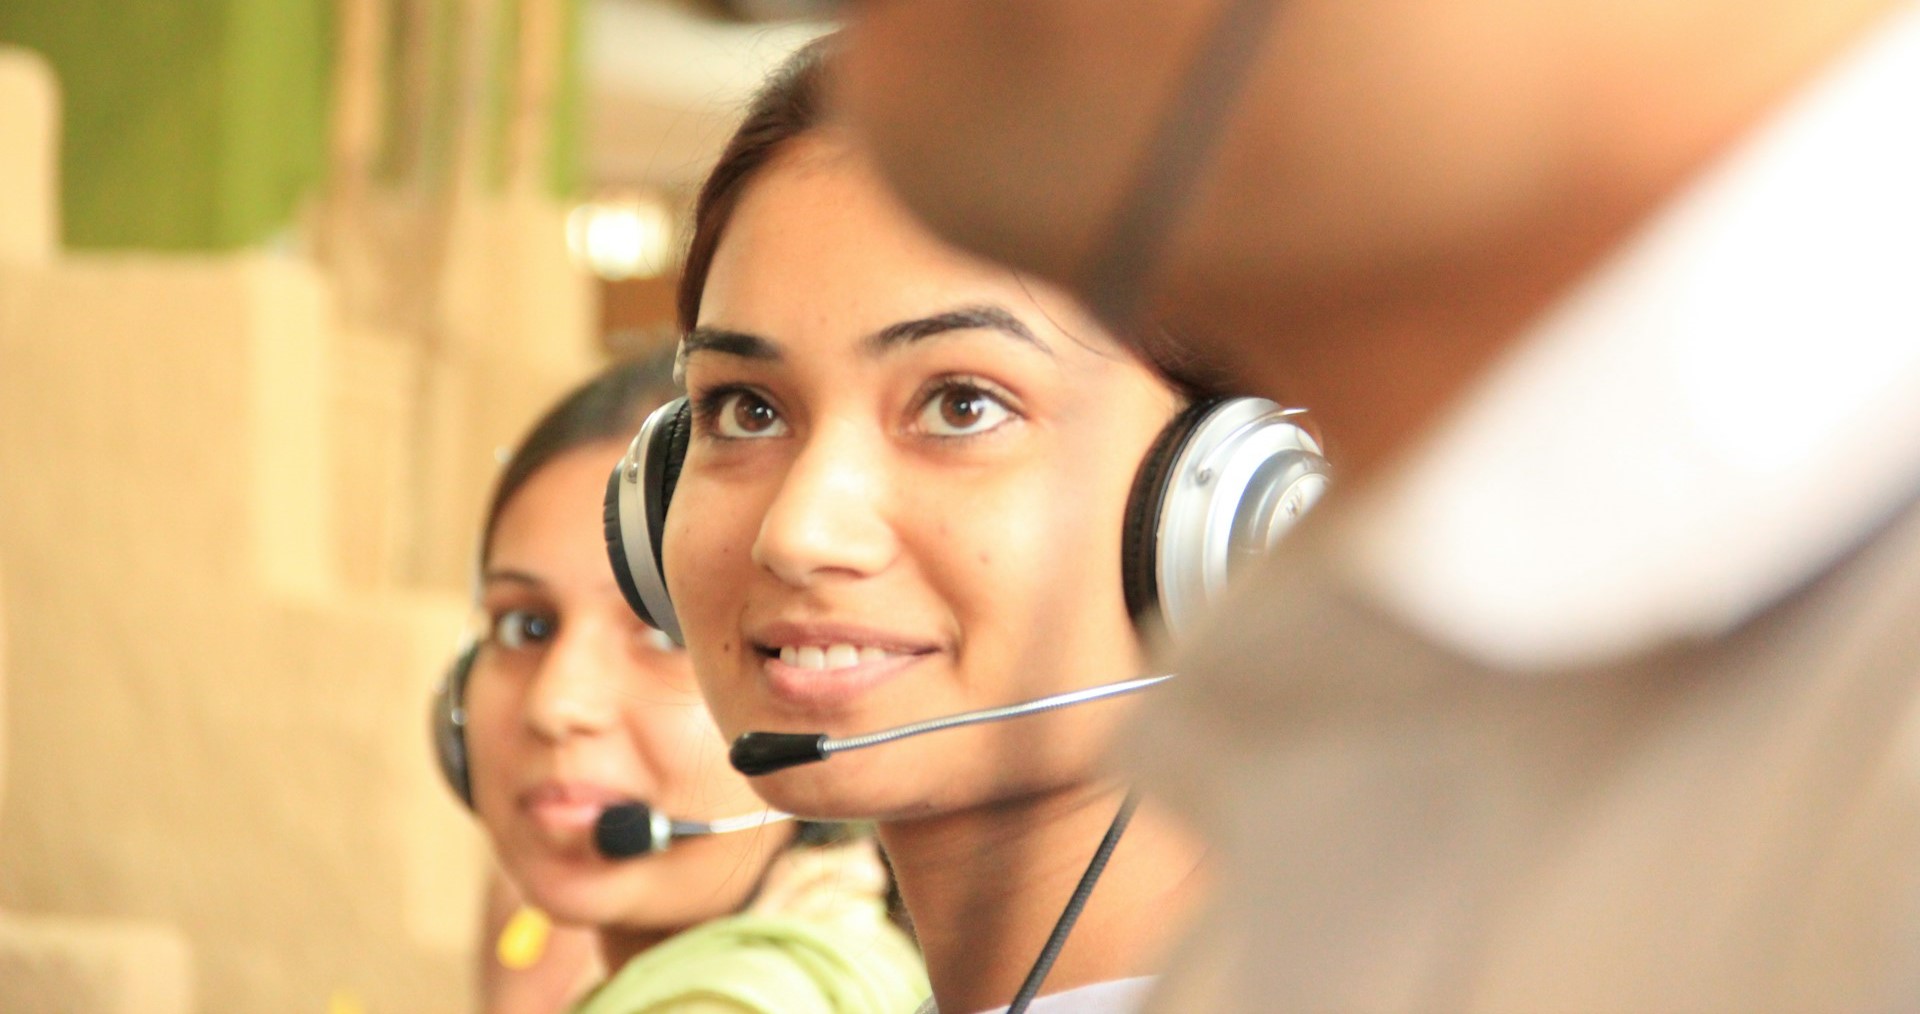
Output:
[0,3,821,1010]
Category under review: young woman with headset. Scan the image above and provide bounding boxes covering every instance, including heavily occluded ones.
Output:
[605,40,1329,1014]
[430,351,926,1013]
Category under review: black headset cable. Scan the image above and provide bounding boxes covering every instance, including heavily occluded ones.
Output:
[1006,790,1142,1014]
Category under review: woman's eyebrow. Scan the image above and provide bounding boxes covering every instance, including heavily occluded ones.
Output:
[680,327,783,362]
[482,569,544,590]
[864,304,1052,356]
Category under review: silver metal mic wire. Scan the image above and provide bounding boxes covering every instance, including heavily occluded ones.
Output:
[819,675,1173,757]
[675,810,795,836]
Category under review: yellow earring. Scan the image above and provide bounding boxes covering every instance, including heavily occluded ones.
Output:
[496,904,553,970]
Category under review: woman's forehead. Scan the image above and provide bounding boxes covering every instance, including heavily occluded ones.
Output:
[696,138,1135,371]
[707,148,1028,305]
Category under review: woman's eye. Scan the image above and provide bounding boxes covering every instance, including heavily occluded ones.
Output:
[711,390,788,439]
[491,610,555,650]
[916,383,1015,437]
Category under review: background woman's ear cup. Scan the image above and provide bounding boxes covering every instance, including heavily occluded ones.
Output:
[431,643,478,807]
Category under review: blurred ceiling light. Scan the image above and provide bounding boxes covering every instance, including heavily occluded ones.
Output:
[567,191,678,280]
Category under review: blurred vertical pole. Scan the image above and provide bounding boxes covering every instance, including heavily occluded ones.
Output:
[0,552,9,804]
[315,0,386,330]
[507,0,560,197]
[423,0,500,354]
[392,0,440,192]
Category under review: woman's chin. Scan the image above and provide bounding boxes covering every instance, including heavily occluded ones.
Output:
[514,883,610,928]
[527,878,663,930]
[509,853,639,915]
[746,770,865,820]
[748,763,954,823]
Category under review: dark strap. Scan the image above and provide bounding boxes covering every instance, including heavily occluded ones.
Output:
[1007,791,1142,1014]
[1078,0,1285,331]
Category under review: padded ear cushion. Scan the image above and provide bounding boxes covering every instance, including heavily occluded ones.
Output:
[644,400,693,585]
[604,467,654,627]
[1122,398,1224,628]
[603,399,692,635]
[430,643,478,808]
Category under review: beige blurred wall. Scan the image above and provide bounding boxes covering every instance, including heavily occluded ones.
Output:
[0,46,55,263]
[0,43,602,1012]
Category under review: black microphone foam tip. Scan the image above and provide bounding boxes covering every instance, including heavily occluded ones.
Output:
[593,802,661,859]
[729,732,830,775]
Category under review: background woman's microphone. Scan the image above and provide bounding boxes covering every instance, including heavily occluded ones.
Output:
[593,802,792,859]
[729,674,1173,776]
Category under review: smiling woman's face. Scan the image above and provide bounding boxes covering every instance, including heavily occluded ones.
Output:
[466,440,785,930]
[667,138,1182,820]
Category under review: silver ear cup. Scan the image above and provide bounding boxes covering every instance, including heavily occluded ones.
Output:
[604,399,686,645]
[1228,443,1330,572]
[1153,399,1329,636]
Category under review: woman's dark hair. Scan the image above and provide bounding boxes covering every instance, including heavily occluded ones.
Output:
[677,37,1222,399]
[481,348,679,563]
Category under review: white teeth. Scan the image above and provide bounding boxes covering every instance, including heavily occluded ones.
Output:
[776,643,899,671]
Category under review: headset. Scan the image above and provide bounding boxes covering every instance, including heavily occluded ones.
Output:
[601,391,1325,1010]
[603,394,1329,643]
[431,640,482,807]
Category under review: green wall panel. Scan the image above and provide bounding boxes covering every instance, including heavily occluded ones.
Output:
[0,0,580,253]
[0,0,333,251]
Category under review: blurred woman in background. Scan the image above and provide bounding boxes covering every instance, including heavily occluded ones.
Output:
[437,351,925,1013]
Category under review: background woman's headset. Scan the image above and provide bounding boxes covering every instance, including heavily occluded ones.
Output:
[602,395,1329,642]
[431,641,481,806]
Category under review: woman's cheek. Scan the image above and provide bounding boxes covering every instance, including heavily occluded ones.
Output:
[666,494,736,632]
[691,636,750,739]
[985,483,1088,600]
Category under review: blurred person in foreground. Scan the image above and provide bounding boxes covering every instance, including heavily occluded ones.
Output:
[443,352,924,1013]
[829,0,1920,1009]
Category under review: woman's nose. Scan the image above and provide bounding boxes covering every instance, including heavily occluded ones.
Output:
[524,623,622,741]
[750,421,898,588]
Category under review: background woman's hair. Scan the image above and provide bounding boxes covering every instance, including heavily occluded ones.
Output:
[481,347,679,563]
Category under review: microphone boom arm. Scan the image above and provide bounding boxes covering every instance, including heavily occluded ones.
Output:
[730,675,1173,776]
[676,811,793,836]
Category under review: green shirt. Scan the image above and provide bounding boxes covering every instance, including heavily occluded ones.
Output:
[571,907,926,1014]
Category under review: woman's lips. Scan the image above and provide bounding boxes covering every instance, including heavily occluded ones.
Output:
[749,620,941,712]
[520,782,629,833]
[758,645,933,712]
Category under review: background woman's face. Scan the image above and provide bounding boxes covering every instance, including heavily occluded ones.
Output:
[667,139,1181,820]
[466,441,783,930]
